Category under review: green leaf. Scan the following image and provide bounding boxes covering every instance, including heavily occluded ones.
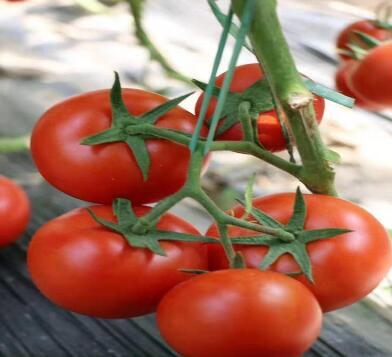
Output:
[375,21,392,30]
[111,72,135,127]
[148,231,217,243]
[240,80,275,112]
[192,79,223,101]
[113,199,138,226]
[180,269,209,275]
[86,208,122,233]
[237,198,284,229]
[141,239,167,256]
[207,0,254,53]
[287,188,306,231]
[242,173,256,219]
[304,80,355,109]
[81,128,125,145]
[347,44,368,60]
[325,148,342,164]
[230,235,274,245]
[140,92,194,124]
[215,113,238,134]
[233,252,246,268]
[259,245,289,270]
[290,241,314,283]
[126,136,151,181]
[352,30,380,48]
[299,228,352,243]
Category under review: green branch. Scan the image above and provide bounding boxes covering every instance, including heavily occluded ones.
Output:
[126,124,302,178]
[126,0,191,84]
[0,135,30,153]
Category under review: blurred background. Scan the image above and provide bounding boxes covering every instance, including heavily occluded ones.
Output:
[0,0,391,356]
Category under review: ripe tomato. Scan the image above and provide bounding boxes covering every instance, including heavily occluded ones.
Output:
[336,20,390,61]
[335,60,384,110]
[31,89,208,204]
[194,63,325,152]
[0,176,30,247]
[349,43,392,107]
[207,193,392,312]
[157,269,322,357]
[27,204,207,318]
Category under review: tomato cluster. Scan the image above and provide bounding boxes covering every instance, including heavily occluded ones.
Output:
[335,19,392,110]
[27,66,392,357]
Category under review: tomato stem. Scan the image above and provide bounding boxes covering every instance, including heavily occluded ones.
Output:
[0,135,30,153]
[231,0,337,196]
[126,0,191,84]
[238,101,254,142]
[126,124,302,178]
[131,145,295,268]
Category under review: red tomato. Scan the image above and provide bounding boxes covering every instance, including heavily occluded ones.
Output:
[349,43,392,107]
[207,193,392,312]
[195,63,325,152]
[157,269,322,357]
[27,205,207,318]
[31,89,208,204]
[335,60,384,110]
[336,20,390,61]
[0,176,30,247]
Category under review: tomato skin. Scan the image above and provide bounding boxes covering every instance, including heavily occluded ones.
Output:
[336,20,390,61]
[335,60,384,110]
[206,193,392,312]
[27,205,207,319]
[31,89,208,204]
[195,63,325,152]
[0,176,30,247]
[157,269,322,357]
[349,44,392,107]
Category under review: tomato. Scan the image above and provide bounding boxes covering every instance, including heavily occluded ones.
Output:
[31,89,208,204]
[335,60,384,110]
[207,193,392,312]
[27,204,207,318]
[195,63,325,152]
[157,269,321,357]
[336,20,390,61]
[0,176,30,247]
[349,43,392,107]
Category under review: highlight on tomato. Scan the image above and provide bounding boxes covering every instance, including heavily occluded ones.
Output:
[27,203,208,319]
[157,269,322,357]
[194,63,325,152]
[31,74,208,205]
[0,176,30,247]
[206,192,392,312]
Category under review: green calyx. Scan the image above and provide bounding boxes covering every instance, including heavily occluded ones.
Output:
[81,72,192,181]
[232,188,351,282]
[193,77,354,139]
[87,198,216,256]
[339,31,381,61]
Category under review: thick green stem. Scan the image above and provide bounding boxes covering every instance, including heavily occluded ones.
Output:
[0,135,30,153]
[232,0,337,196]
[127,0,191,84]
